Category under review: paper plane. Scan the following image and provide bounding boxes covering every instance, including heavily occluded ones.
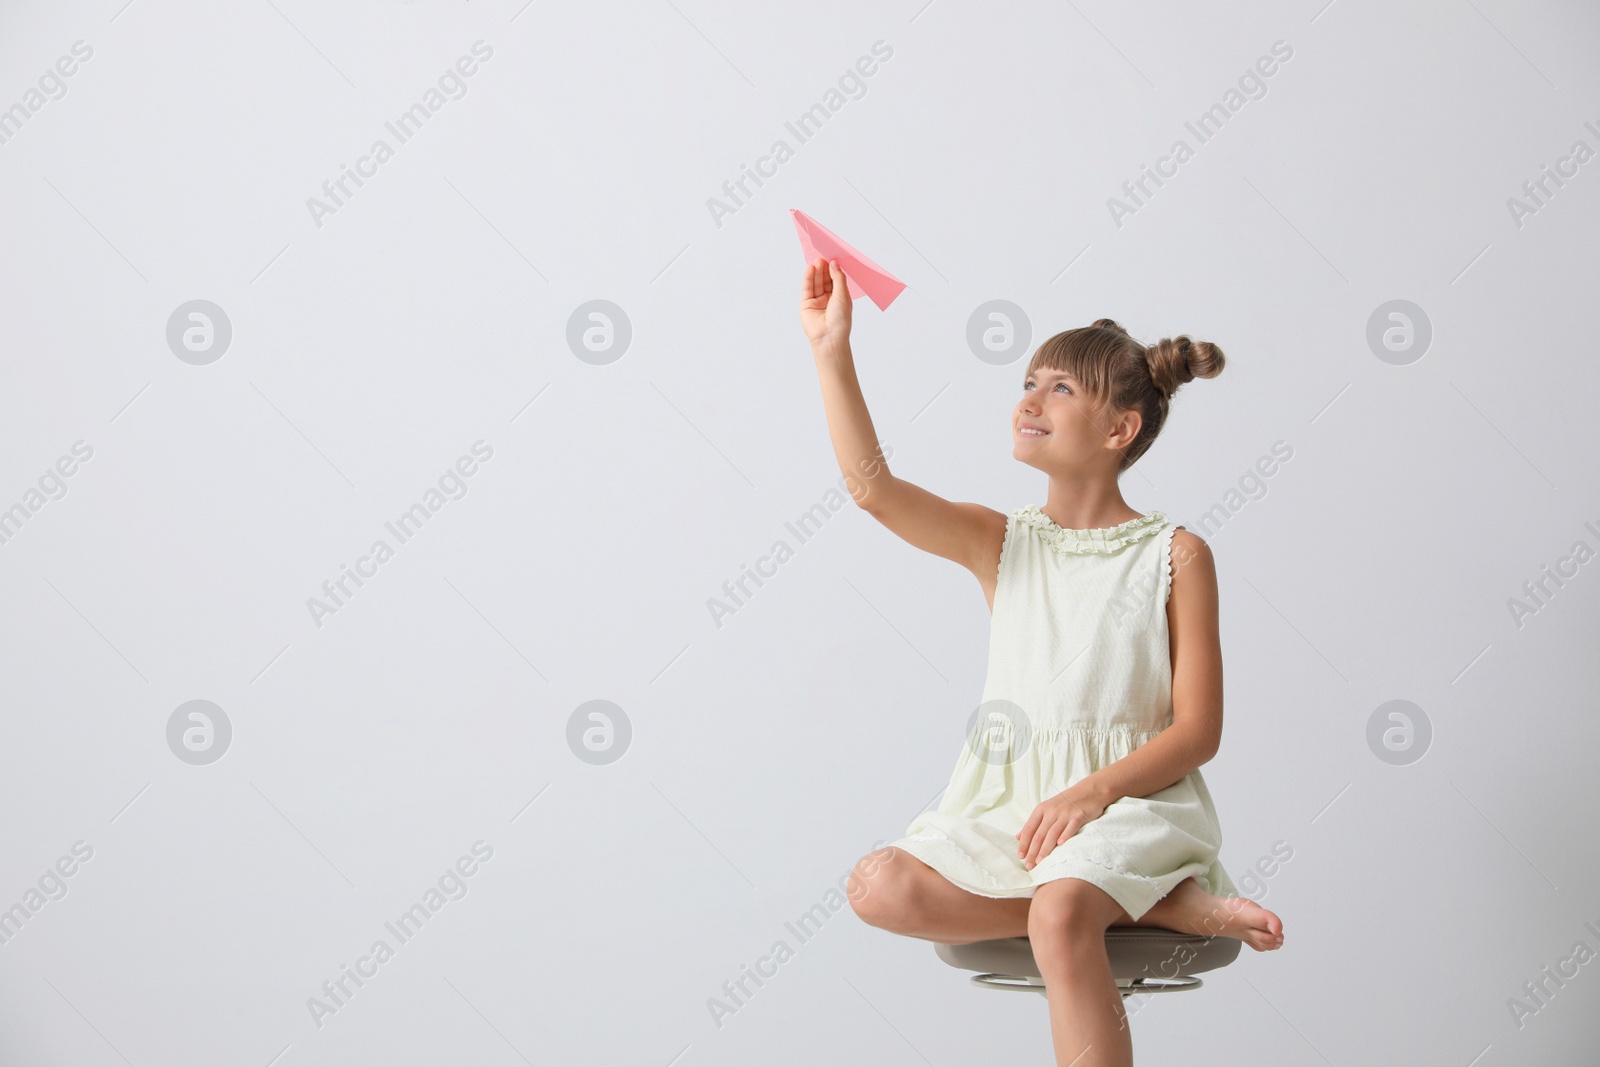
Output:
[790,208,907,310]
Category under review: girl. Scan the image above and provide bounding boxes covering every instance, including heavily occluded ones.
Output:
[800,258,1284,1067]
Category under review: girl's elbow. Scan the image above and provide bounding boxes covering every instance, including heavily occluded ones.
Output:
[1189,726,1221,765]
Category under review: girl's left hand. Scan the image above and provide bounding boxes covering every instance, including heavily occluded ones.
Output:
[1016,782,1111,870]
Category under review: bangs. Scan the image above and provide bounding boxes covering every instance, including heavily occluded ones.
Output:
[1026,328,1121,410]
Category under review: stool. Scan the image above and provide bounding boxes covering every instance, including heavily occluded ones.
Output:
[937,927,1240,998]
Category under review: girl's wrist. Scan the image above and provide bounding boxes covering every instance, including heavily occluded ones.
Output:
[1077,775,1119,809]
[811,337,852,362]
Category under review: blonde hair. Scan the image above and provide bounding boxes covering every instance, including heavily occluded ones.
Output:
[1025,318,1225,471]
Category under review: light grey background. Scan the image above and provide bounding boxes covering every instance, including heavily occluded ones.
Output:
[2,0,1597,1064]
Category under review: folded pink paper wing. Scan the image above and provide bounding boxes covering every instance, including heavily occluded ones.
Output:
[790,208,907,311]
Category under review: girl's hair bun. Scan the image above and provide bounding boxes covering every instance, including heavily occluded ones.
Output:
[1146,335,1225,399]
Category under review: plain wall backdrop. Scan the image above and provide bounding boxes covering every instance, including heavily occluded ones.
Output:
[1,0,1598,1063]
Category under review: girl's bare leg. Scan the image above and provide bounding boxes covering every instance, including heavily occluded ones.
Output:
[848,848,1282,951]
[1123,876,1285,951]
[1030,877,1134,1067]
[848,846,1031,943]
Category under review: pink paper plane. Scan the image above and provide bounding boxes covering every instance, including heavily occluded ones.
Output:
[790,208,907,310]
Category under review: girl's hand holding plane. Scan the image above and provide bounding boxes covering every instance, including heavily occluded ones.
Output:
[800,257,853,354]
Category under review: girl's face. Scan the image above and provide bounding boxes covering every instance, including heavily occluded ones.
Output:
[1013,366,1131,472]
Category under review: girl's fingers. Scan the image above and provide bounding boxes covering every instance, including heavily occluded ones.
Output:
[1034,818,1068,864]
[1024,821,1054,865]
[802,261,831,305]
[804,259,830,297]
[1021,811,1073,867]
[1035,819,1060,859]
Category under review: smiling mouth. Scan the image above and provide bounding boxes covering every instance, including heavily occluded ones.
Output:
[1018,428,1049,437]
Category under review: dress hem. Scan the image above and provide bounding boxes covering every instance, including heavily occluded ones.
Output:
[892,828,1215,922]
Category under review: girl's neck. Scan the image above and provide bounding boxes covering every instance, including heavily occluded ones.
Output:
[1040,482,1142,531]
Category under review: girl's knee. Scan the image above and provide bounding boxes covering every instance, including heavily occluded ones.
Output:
[848,848,918,929]
[1028,880,1116,944]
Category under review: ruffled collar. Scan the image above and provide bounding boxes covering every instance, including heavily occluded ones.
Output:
[1014,505,1168,555]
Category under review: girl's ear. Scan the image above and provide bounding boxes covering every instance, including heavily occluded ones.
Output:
[1107,406,1142,448]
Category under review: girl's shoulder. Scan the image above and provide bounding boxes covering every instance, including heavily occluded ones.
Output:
[1167,524,1216,580]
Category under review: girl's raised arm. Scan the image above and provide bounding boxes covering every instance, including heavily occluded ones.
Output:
[801,258,1004,589]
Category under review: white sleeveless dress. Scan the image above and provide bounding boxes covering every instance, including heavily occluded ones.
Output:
[889,505,1237,921]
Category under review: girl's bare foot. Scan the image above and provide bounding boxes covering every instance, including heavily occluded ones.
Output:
[1142,876,1284,951]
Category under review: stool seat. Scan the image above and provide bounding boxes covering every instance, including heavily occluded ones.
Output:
[937,927,1240,997]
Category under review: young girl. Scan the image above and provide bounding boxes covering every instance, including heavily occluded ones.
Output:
[799,258,1284,1067]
